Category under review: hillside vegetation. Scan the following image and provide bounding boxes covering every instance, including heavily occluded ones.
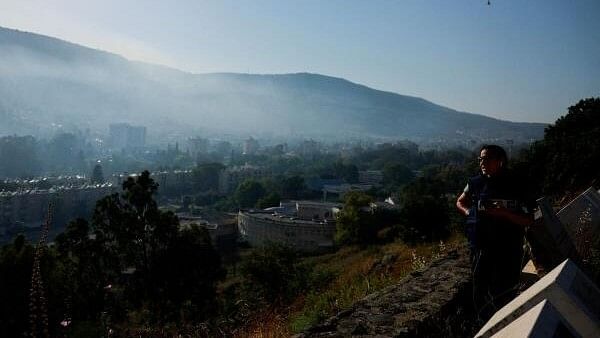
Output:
[226,236,463,337]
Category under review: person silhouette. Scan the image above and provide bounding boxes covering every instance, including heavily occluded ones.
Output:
[456,144,533,321]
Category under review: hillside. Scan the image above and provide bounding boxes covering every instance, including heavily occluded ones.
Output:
[0,26,545,142]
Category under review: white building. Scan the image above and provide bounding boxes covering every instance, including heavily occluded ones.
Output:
[238,201,341,252]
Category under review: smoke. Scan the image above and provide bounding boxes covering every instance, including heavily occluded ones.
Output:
[0,38,299,137]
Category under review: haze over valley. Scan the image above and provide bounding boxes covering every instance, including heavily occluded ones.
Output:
[0,27,545,144]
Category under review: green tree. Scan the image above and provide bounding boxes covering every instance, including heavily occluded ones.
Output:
[422,164,468,193]
[397,178,450,243]
[334,192,376,245]
[383,163,414,187]
[54,219,110,323]
[0,235,35,337]
[281,175,306,199]
[535,97,600,194]
[239,243,310,303]
[92,171,223,322]
[234,179,266,208]
[257,192,281,209]
[333,160,359,183]
[192,162,224,191]
[151,224,224,321]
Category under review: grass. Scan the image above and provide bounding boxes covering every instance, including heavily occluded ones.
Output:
[231,234,465,336]
[288,239,451,333]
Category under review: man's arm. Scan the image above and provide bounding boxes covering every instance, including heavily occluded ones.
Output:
[485,206,534,227]
[456,191,471,216]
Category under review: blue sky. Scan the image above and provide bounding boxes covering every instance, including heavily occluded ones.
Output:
[1,0,599,123]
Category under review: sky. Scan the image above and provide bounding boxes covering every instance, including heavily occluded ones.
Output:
[1,0,599,123]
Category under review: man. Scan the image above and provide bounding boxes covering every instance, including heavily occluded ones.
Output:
[456,145,533,321]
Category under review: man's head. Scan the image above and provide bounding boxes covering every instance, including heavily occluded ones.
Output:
[478,144,507,177]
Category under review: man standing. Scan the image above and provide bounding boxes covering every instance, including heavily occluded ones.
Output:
[456,145,533,321]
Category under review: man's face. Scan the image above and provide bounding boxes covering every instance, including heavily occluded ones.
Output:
[479,149,502,176]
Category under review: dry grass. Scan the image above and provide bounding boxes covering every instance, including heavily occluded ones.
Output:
[232,235,465,337]
[232,308,291,338]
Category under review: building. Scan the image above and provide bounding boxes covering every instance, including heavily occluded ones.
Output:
[109,123,146,150]
[150,170,193,195]
[322,183,373,201]
[187,137,209,160]
[111,170,194,196]
[177,213,238,252]
[299,139,320,157]
[218,164,270,195]
[358,170,384,186]
[0,183,117,244]
[305,177,345,192]
[243,137,259,155]
[238,201,341,252]
[214,140,232,155]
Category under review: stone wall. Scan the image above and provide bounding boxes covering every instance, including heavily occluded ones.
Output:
[295,244,476,337]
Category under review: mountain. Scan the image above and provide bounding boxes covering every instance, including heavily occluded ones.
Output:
[0,26,545,142]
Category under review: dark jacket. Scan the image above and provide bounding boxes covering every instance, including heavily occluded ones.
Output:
[465,171,528,253]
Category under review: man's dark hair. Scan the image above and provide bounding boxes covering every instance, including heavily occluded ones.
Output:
[480,144,508,165]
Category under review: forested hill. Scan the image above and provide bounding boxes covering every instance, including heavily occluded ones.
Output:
[0,26,545,141]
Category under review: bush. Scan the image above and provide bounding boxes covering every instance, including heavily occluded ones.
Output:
[335,192,376,245]
[396,178,450,243]
[235,180,266,208]
[257,192,281,209]
[239,243,311,303]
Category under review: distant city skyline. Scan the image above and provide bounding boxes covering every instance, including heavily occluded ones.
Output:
[1,0,599,124]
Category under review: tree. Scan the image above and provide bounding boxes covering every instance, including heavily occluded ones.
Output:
[0,235,35,337]
[54,219,109,323]
[383,163,414,187]
[422,164,468,193]
[397,178,450,243]
[90,163,104,184]
[192,163,224,191]
[333,160,359,183]
[535,97,600,194]
[257,192,281,209]
[92,171,223,322]
[234,179,266,208]
[151,224,224,320]
[239,243,310,303]
[334,191,376,245]
[281,175,306,199]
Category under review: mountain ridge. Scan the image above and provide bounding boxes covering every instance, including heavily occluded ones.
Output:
[0,26,545,142]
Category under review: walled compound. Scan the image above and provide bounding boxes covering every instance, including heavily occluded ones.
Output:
[238,201,341,252]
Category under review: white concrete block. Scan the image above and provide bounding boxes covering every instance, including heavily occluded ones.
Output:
[475,259,600,338]
[491,299,579,338]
